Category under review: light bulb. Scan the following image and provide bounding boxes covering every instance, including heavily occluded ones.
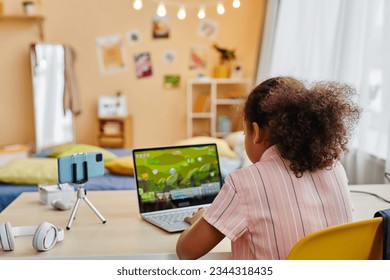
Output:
[133,0,142,10]
[217,2,225,15]
[177,6,186,20]
[198,6,206,19]
[157,2,167,17]
[232,0,241,8]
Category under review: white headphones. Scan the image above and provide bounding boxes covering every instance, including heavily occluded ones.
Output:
[0,221,64,251]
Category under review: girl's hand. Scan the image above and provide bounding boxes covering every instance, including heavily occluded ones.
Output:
[177,207,225,259]
[184,208,205,225]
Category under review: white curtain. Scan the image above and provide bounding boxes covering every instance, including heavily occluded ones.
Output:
[257,0,390,184]
[31,44,74,153]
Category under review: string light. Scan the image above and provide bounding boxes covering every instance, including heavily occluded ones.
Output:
[232,0,240,8]
[133,0,143,10]
[217,1,225,15]
[177,5,186,20]
[198,5,206,19]
[156,1,167,17]
[132,1,241,20]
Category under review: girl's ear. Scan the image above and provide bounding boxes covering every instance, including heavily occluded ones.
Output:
[252,122,269,144]
[252,122,261,144]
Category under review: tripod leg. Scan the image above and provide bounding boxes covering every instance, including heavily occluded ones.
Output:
[83,196,106,223]
[66,197,81,230]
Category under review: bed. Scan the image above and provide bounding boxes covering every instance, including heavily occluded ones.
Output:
[0,146,136,212]
[0,135,247,213]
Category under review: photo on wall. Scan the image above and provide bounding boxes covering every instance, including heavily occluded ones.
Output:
[134,52,153,78]
[197,19,219,40]
[189,45,207,70]
[163,75,181,89]
[96,34,127,74]
[152,16,170,39]
[126,29,141,45]
[163,50,176,64]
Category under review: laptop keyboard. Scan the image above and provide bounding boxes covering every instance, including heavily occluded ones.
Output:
[147,209,195,226]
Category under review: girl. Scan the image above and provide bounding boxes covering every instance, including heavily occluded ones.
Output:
[176,76,361,260]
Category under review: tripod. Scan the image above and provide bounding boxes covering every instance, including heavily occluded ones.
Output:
[65,153,106,230]
[66,183,106,230]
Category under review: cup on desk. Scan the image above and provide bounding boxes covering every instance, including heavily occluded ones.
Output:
[22,1,35,15]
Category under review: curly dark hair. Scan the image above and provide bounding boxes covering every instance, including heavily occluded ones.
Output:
[244,76,361,177]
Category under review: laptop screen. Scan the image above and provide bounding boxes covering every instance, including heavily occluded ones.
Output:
[132,143,222,213]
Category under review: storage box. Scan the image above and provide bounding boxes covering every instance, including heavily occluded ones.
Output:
[38,183,74,205]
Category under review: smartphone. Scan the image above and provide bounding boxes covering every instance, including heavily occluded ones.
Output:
[57,152,104,184]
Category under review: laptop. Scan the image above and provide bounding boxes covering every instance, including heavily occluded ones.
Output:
[132,143,222,233]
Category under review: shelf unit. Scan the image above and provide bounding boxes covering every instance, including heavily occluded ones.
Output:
[97,116,133,148]
[187,78,252,138]
[0,15,45,40]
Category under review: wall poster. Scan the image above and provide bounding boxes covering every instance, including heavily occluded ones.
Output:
[189,45,207,70]
[134,52,153,78]
[163,50,176,64]
[152,16,170,39]
[163,75,181,89]
[96,34,127,74]
[197,19,219,40]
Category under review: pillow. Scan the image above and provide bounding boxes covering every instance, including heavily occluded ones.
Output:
[223,131,245,151]
[174,136,237,159]
[0,158,58,185]
[48,144,117,162]
[104,156,134,176]
[224,131,252,167]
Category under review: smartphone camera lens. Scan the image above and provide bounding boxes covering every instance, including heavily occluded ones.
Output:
[96,153,103,162]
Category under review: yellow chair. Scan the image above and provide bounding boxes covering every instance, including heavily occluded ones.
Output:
[287,217,383,260]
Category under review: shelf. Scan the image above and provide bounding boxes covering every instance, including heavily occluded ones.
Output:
[98,132,124,137]
[216,98,246,105]
[98,115,130,121]
[190,112,213,118]
[98,116,133,148]
[0,15,45,40]
[187,78,252,138]
[0,15,44,21]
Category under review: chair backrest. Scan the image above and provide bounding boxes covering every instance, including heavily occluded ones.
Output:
[287,217,383,260]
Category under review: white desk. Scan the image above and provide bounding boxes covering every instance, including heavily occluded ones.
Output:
[349,184,390,220]
[0,184,389,259]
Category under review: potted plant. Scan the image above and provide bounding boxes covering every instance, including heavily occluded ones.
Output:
[213,44,236,78]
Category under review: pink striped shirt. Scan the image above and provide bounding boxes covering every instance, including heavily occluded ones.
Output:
[203,145,353,259]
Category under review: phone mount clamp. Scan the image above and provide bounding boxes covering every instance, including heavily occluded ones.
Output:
[66,154,106,230]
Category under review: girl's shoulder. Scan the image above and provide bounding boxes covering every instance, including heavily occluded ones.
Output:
[226,148,291,187]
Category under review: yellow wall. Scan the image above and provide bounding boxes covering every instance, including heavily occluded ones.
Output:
[0,0,267,149]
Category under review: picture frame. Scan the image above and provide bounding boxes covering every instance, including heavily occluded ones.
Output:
[134,52,153,78]
[163,75,181,89]
[98,95,128,117]
[96,34,128,74]
[152,16,170,39]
